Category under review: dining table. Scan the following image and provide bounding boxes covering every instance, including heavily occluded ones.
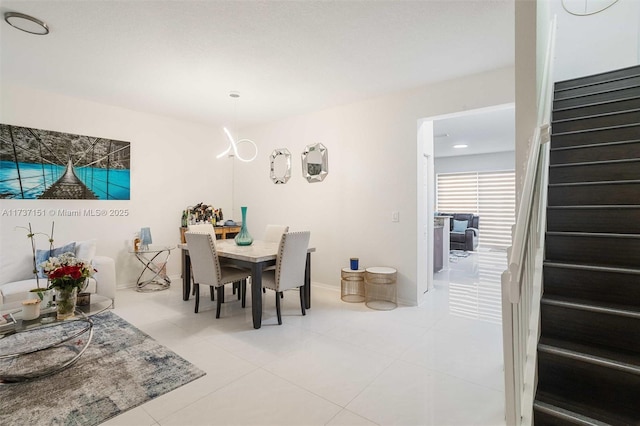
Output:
[179,239,315,329]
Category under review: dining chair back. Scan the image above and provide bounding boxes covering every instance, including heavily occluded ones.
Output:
[262,231,310,324]
[188,223,217,238]
[263,224,289,242]
[184,232,251,318]
[186,223,218,297]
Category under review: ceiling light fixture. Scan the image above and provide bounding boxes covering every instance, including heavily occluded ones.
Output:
[4,12,49,35]
[216,92,258,162]
[453,144,468,149]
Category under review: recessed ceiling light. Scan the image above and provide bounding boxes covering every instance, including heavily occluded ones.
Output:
[453,144,468,149]
[4,12,49,35]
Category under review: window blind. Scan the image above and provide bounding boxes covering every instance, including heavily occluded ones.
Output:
[436,170,515,249]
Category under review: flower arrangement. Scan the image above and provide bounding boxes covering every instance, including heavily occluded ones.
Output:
[42,252,96,292]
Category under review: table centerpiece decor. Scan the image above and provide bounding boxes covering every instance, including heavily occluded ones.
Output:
[42,252,96,319]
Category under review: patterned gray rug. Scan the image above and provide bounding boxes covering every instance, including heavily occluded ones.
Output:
[0,311,205,426]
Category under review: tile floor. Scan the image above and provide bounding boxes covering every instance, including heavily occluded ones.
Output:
[104,248,507,426]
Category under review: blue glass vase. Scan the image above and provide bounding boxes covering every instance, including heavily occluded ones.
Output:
[234,206,253,246]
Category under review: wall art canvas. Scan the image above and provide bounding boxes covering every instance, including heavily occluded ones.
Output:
[0,124,130,200]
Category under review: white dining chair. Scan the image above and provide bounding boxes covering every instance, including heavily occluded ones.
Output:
[261,231,310,325]
[187,222,217,237]
[184,232,251,318]
[186,223,217,298]
[188,222,244,300]
[262,225,289,294]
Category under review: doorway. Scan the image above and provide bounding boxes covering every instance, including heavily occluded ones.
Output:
[416,103,515,305]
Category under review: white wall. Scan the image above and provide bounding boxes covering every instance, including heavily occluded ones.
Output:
[1,67,514,305]
[0,83,233,287]
[551,0,640,82]
[435,151,515,175]
[232,67,515,305]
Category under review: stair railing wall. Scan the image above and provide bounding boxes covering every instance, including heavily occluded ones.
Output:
[501,15,556,426]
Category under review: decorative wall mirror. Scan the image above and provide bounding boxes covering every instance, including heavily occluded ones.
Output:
[301,143,328,183]
[269,148,291,184]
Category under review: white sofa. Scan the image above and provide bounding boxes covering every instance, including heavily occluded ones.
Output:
[0,240,116,306]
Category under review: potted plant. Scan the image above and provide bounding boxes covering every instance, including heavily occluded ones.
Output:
[17,222,55,309]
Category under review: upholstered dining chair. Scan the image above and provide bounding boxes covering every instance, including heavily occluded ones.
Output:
[262,231,310,325]
[187,223,217,298]
[187,222,242,300]
[187,222,217,237]
[262,225,289,294]
[184,232,251,318]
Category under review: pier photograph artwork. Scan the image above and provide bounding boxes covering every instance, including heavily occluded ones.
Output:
[0,124,130,200]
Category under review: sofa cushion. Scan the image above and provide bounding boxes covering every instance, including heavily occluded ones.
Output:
[75,239,97,264]
[34,242,76,278]
[452,219,468,233]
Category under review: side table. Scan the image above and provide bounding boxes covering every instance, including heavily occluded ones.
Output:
[130,245,174,292]
[364,267,398,310]
[341,268,365,302]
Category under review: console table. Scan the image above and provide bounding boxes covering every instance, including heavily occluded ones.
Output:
[179,225,241,243]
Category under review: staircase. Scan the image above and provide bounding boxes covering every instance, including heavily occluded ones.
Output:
[534,65,640,425]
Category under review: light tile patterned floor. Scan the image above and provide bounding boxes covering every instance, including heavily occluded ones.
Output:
[104,248,506,425]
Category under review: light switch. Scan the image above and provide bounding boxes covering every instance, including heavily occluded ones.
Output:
[392,211,400,222]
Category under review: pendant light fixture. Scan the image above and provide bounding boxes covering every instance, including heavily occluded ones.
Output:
[217,91,258,162]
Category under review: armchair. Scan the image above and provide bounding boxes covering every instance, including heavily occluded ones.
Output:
[440,213,479,251]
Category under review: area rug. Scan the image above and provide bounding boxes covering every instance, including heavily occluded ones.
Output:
[0,311,205,426]
[449,250,471,263]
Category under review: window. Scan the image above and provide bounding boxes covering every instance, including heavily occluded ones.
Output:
[436,170,515,249]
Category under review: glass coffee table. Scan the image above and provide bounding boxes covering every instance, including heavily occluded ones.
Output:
[0,294,113,383]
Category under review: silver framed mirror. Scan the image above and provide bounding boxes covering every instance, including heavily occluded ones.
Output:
[270,148,291,184]
[301,143,328,183]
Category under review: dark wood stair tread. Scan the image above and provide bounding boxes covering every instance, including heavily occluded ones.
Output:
[543,260,640,275]
[553,122,640,137]
[549,157,640,168]
[548,179,640,187]
[541,295,640,319]
[550,138,640,152]
[553,94,640,114]
[539,337,640,375]
[535,394,637,425]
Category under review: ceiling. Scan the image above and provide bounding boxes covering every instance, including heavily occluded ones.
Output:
[1,0,514,130]
[433,105,515,158]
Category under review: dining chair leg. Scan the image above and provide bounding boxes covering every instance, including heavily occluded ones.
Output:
[216,286,224,319]
[210,286,215,301]
[276,291,282,325]
[241,279,247,308]
[299,286,306,316]
[236,282,241,300]
[194,283,200,313]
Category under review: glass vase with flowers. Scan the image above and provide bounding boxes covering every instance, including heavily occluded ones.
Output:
[42,252,96,319]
